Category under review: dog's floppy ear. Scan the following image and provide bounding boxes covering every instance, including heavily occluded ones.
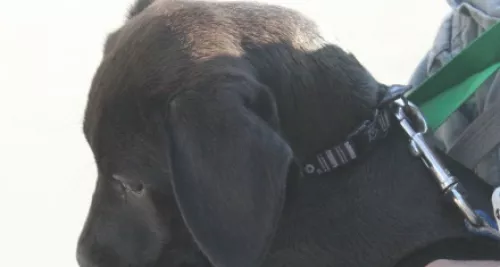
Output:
[168,79,294,267]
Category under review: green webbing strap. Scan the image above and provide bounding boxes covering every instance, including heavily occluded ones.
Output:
[407,21,500,131]
[417,63,500,129]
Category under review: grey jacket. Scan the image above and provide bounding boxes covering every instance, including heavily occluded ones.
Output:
[409,0,500,186]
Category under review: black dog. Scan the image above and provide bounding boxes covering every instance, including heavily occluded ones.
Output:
[77,0,500,266]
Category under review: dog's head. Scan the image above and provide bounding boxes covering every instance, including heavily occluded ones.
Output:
[77,2,296,267]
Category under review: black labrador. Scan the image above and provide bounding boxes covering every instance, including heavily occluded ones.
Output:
[76,0,500,266]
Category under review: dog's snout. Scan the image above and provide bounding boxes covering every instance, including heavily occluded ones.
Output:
[77,240,119,267]
[76,218,161,267]
[76,215,125,267]
[76,180,168,267]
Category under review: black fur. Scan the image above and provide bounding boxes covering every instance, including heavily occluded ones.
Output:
[77,1,500,266]
[128,0,155,18]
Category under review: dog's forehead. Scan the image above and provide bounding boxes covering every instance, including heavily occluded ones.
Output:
[83,15,191,132]
[83,92,169,178]
[83,66,172,165]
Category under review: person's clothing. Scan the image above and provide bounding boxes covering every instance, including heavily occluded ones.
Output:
[409,0,500,186]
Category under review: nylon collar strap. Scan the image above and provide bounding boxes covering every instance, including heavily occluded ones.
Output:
[302,109,391,176]
[302,85,411,177]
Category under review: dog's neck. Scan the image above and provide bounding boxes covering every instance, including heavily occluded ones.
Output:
[245,44,499,267]
[246,44,382,160]
[266,120,498,267]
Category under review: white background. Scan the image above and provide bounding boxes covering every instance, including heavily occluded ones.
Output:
[0,0,450,266]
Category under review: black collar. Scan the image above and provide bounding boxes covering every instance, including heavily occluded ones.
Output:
[301,85,412,177]
[302,108,391,176]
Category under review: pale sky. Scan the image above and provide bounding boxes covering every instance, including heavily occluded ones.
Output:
[0,0,450,266]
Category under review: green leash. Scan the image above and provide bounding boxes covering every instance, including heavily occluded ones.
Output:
[406,21,500,130]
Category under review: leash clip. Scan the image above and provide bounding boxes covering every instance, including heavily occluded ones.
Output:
[390,97,485,228]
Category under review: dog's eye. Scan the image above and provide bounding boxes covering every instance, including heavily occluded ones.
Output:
[124,181,144,195]
[112,174,145,195]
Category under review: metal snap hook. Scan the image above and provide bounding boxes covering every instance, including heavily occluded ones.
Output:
[389,96,485,228]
